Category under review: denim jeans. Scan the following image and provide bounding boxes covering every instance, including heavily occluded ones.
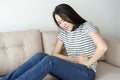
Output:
[1,52,95,80]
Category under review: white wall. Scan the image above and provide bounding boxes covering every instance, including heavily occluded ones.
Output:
[0,0,120,40]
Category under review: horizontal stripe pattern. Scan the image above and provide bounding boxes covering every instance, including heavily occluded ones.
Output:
[58,22,98,72]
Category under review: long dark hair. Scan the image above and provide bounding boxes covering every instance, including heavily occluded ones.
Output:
[53,3,86,31]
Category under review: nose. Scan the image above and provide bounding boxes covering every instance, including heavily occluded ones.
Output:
[61,21,66,28]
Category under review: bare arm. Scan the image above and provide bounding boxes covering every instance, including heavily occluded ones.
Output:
[52,40,74,62]
[87,31,108,66]
[75,31,108,66]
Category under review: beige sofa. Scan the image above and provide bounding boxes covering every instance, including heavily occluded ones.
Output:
[0,29,120,80]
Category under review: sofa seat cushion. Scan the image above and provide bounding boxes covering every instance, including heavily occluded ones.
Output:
[0,74,58,80]
[43,74,58,80]
[96,62,120,80]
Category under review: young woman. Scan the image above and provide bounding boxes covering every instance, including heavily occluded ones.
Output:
[1,4,108,80]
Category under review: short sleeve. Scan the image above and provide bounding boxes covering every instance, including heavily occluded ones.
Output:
[83,22,97,36]
[57,30,66,42]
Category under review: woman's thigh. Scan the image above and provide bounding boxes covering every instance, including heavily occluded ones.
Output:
[49,56,95,80]
[1,52,48,80]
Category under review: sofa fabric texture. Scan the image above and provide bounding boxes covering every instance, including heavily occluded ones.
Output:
[0,30,42,76]
[0,29,120,80]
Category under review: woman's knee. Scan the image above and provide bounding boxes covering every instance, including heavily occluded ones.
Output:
[34,52,48,56]
[41,56,55,63]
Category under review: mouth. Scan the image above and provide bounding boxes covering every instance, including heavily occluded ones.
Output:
[64,26,71,31]
[64,26,68,29]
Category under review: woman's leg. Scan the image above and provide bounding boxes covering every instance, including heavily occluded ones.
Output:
[15,56,53,80]
[2,52,47,80]
[14,56,95,80]
[50,56,95,80]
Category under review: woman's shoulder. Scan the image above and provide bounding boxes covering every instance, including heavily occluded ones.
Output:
[82,22,98,31]
[83,22,93,27]
[81,22,99,36]
[58,29,68,35]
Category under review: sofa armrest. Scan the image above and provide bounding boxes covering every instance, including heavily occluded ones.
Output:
[105,39,120,67]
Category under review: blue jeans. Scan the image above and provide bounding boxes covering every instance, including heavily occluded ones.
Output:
[1,52,95,80]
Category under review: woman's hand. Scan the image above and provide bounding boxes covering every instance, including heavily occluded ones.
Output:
[73,54,90,67]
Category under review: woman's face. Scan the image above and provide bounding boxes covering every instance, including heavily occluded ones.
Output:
[55,14,74,31]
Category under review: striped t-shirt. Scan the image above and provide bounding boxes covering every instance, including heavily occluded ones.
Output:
[57,22,98,72]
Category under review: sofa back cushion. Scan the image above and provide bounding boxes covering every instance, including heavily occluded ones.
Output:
[42,31,59,55]
[105,39,120,67]
[42,31,67,55]
[0,29,42,76]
